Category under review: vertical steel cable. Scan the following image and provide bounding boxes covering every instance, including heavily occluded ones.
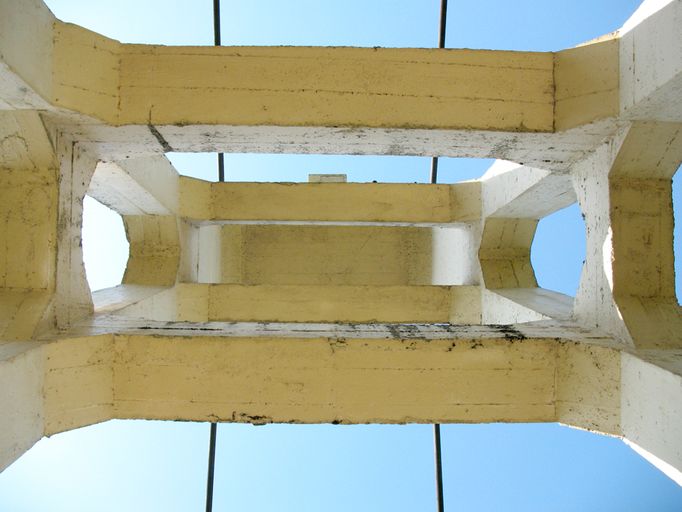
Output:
[434,423,445,512]
[433,2,448,509]
[438,0,448,48]
[214,0,225,182]
[206,2,222,507]
[213,0,222,45]
[206,422,218,512]
[430,0,448,185]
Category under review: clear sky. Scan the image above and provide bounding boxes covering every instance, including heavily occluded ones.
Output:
[1,1,681,511]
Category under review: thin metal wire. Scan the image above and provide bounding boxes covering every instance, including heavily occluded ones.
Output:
[205,422,218,512]
[438,0,448,49]
[430,157,439,184]
[218,153,225,182]
[434,424,445,512]
[207,1,222,506]
[433,2,448,509]
[214,0,225,182]
[430,0,448,185]
[213,0,221,45]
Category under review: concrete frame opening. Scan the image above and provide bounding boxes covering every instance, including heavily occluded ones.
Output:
[166,153,493,184]
[531,202,586,297]
[82,196,129,292]
[167,152,431,183]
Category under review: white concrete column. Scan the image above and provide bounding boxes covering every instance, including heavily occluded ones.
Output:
[621,350,682,486]
[0,342,45,473]
[0,111,58,339]
[573,122,682,348]
[53,137,97,329]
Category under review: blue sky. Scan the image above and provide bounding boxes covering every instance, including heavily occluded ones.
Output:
[1,0,681,510]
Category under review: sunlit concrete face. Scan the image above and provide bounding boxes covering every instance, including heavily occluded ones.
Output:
[1,0,682,487]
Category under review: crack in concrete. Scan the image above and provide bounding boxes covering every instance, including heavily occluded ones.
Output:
[147,124,173,152]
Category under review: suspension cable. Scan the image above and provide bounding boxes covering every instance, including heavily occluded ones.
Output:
[206,1,222,507]
[214,0,225,182]
[433,2,448,509]
[205,422,218,512]
[430,0,448,185]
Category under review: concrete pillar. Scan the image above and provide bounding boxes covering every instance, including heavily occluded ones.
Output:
[53,138,96,329]
[0,111,58,338]
[573,122,682,348]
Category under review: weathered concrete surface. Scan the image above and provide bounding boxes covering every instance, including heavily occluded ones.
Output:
[0,342,45,473]
[206,225,435,286]
[620,0,682,122]
[0,111,58,339]
[122,215,179,287]
[0,0,681,489]
[621,350,682,486]
[3,321,677,482]
[88,159,176,216]
[554,37,620,131]
[573,121,682,348]
[0,325,618,472]
[183,180,470,223]
[114,283,482,324]
[0,0,677,170]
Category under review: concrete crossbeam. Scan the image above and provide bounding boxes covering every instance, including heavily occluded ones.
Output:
[114,283,482,324]
[0,0,671,168]
[3,326,680,486]
[89,158,178,216]
[182,180,480,224]
[480,160,575,219]
[0,0,555,132]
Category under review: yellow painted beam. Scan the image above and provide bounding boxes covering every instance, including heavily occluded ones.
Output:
[191,181,465,223]
[554,38,620,131]
[206,284,480,323]
[215,225,433,286]
[123,216,179,287]
[1,330,620,440]
[112,334,558,425]
[119,45,554,132]
[52,22,120,122]
[1,6,560,133]
[479,218,538,289]
[180,180,482,224]
[117,283,481,323]
[43,336,114,435]
[0,112,58,336]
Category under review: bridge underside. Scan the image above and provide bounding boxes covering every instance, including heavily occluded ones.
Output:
[0,0,681,486]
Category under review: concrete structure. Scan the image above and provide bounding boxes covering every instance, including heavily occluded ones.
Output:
[0,0,681,486]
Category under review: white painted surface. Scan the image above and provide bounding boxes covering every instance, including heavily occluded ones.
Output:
[88,162,171,215]
[620,0,682,120]
[621,351,682,485]
[197,225,222,284]
[308,174,347,183]
[620,0,676,34]
[431,225,479,285]
[0,345,44,472]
